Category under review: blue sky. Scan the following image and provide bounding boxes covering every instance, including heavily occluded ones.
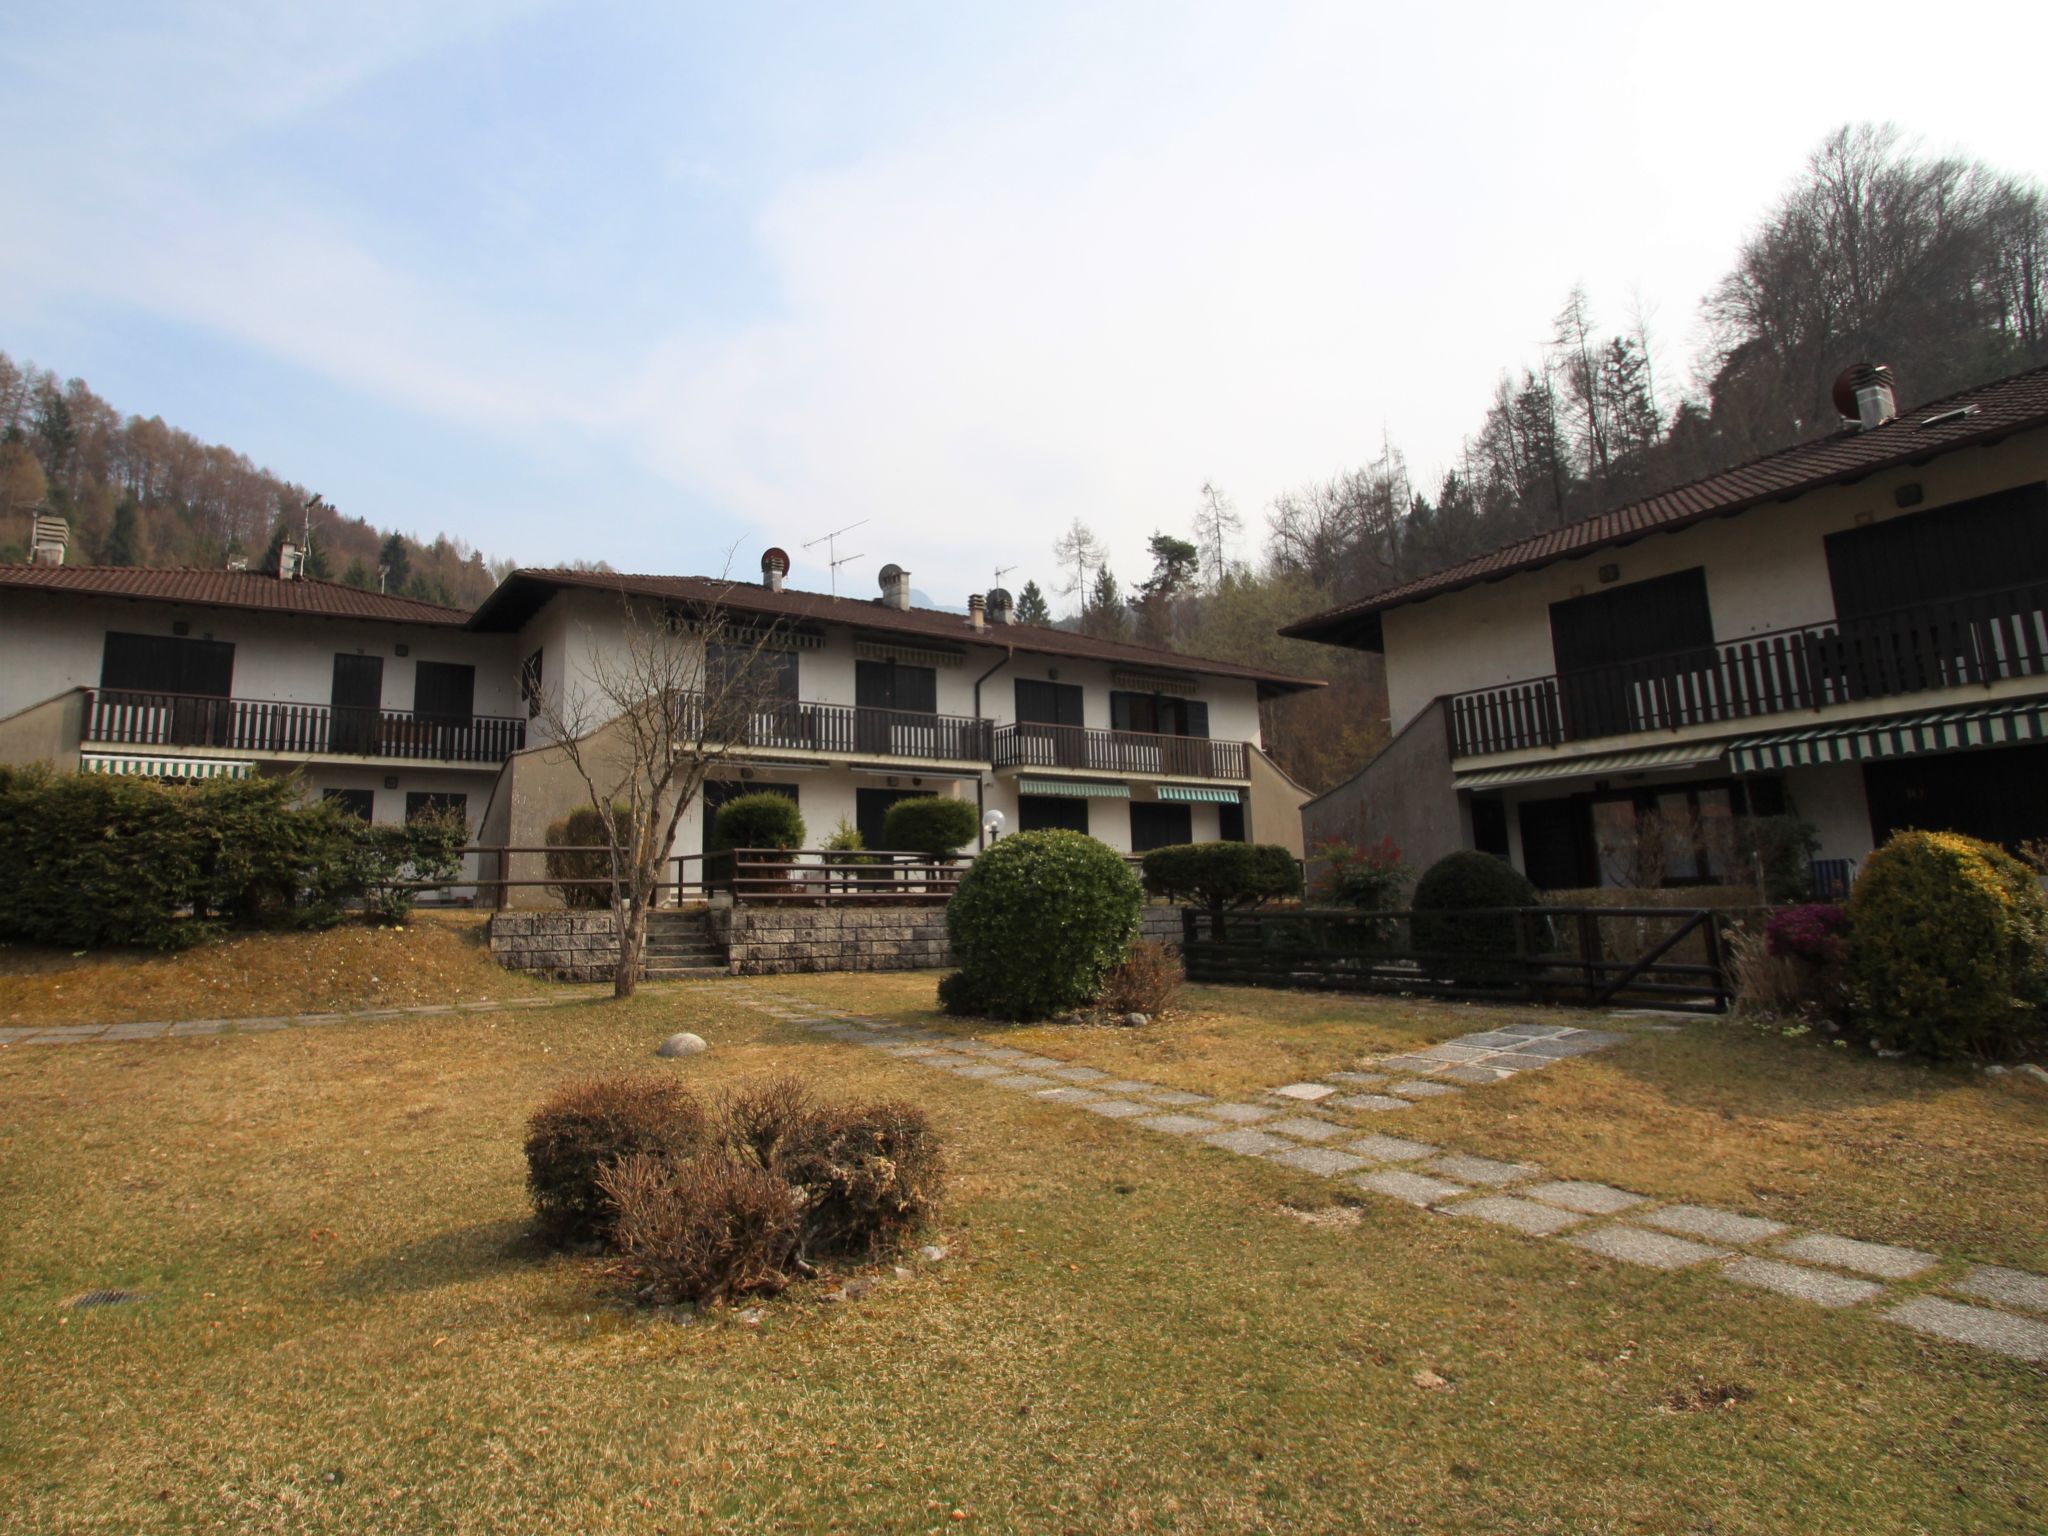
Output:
[1,2,2040,606]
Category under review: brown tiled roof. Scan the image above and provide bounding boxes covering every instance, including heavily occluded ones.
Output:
[1281,363,2048,650]
[472,569,1324,695]
[0,565,471,625]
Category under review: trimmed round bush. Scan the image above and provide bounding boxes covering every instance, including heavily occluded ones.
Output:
[524,1075,707,1247]
[880,795,979,856]
[942,829,1143,1020]
[710,791,806,852]
[1140,842,1301,920]
[544,804,632,909]
[1410,850,1539,987]
[1847,830,2048,1060]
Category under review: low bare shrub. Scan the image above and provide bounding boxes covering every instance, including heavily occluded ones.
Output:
[1100,939,1181,1017]
[599,1151,801,1305]
[777,1099,942,1260]
[524,1076,707,1248]
[719,1074,816,1170]
[1726,923,1808,1020]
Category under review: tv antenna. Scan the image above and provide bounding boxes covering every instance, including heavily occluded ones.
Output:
[803,519,868,596]
[993,563,1017,588]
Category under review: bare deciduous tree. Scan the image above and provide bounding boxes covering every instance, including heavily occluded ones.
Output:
[529,581,791,998]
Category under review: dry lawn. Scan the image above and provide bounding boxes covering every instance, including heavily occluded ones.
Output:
[1,971,2044,1534]
[0,911,553,1026]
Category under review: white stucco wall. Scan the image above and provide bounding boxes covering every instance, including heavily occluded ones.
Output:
[1380,428,2048,735]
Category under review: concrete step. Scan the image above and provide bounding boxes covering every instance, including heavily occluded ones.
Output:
[641,965,729,979]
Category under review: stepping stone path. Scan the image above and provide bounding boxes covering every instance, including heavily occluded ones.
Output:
[727,983,2048,1369]
[0,990,611,1046]
[1254,1021,1629,1114]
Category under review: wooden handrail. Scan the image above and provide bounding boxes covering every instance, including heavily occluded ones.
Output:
[992,722,1249,780]
[85,688,526,763]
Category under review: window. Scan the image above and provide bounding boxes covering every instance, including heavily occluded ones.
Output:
[100,631,235,697]
[1216,800,1246,843]
[1014,678,1084,727]
[521,649,544,718]
[322,788,375,821]
[1109,691,1209,738]
[707,643,798,701]
[1129,802,1192,852]
[1589,783,1744,887]
[1017,794,1089,834]
[855,659,937,714]
[413,661,476,724]
[405,791,468,830]
[1549,568,1715,738]
[1825,481,2048,619]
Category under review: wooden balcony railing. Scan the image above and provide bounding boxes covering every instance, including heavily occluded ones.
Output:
[992,722,1249,780]
[1446,581,2048,758]
[690,698,993,762]
[84,689,526,763]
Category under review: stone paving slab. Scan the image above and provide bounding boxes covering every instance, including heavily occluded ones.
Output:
[1346,1134,1439,1163]
[1568,1226,1729,1271]
[1437,1064,1512,1086]
[947,1062,1012,1079]
[99,1023,170,1041]
[1035,1085,1110,1106]
[1139,1088,1212,1106]
[1484,1052,1560,1071]
[1009,1055,1065,1070]
[1137,1114,1226,1137]
[1721,1257,1883,1309]
[1264,1116,1348,1143]
[1272,1082,1338,1102]
[1949,1264,2048,1315]
[1452,1196,1586,1235]
[1329,1093,1412,1112]
[1204,1128,1290,1157]
[1415,1043,1493,1062]
[1640,1204,1788,1246]
[1499,1023,1574,1038]
[1324,1071,1387,1086]
[169,1021,226,1036]
[1045,1064,1110,1083]
[990,1073,1062,1092]
[1775,1232,1939,1280]
[1353,1169,1469,1207]
[1389,1079,1461,1099]
[1094,1079,1159,1094]
[1884,1297,2048,1361]
[1375,1054,1444,1073]
[1204,1103,1281,1124]
[1524,1180,1647,1215]
[1427,1153,1540,1186]
[1082,1099,1153,1119]
[1268,1145,1370,1178]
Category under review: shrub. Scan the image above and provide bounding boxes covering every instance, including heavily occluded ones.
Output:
[717,1074,816,1171]
[348,807,467,924]
[776,1099,942,1259]
[1846,830,2048,1060]
[523,1076,707,1247]
[709,791,806,852]
[1140,842,1301,926]
[943,829,1143,1020]
[1308,833,1409,911]
[1733,815,1822,903]
[1410,850,1540,987]
[544,804,632,909]
[880,795,978,857]
[1100,938,1181,1017]
[599,1151,801,1305]
[1766,903,1847,965]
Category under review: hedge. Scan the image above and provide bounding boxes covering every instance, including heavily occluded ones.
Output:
[1410,849,1539,987]
[1141,842,1300,919]
[544,804,633,909]
[0,765,463,948]
[879,796,978,856]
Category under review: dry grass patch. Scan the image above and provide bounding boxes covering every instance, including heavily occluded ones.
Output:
[0,911,558,1025]
[2,979,2045,1534]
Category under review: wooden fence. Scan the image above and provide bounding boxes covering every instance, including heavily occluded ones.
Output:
[1180,905,1731,1013]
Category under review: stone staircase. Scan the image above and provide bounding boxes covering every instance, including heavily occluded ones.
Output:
[639,909,730,980]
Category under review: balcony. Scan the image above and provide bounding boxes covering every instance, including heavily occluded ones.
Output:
[85,689,526,764]
[993,722,1248,780]
[698,698,993,763]
[1446,581,2048,758]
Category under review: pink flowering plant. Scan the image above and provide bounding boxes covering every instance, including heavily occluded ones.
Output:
[1765,903,1848,965]
[1309,833,1410,912]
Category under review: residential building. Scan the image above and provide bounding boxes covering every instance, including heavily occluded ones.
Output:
[0,543,1319,897]
[1282,363,2048,892]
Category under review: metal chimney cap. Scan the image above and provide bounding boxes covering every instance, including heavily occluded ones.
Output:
[878,563,906,588]
[760,546,790,575]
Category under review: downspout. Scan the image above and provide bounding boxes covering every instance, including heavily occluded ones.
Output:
[971,646,1014,852]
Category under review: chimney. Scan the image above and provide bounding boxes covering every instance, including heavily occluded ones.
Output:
[760,546,790,593]
[987,586,1015,625]
[1832,363,1897,431]
[277,541,303,581]
[877,563,912,611]
[967,593,987,632]
[29,513,69,566]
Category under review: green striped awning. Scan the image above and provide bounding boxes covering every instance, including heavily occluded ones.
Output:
[1154,785,1242,803]
[1727,703,2048,774]
[79,753,254,781]
[1018,777,1131,799]
[1452,742,1727,791]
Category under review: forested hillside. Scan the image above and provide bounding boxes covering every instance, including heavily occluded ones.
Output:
[0,363,505,607]
[1029,126,2048,794]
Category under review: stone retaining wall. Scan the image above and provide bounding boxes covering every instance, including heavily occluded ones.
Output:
[489,911,620,981]
[709,905,951,976]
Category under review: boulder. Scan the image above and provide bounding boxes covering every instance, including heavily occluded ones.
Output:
[655,1032,708,1059]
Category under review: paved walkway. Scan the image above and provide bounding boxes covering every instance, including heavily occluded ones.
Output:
[729,985,2048,1367]
[0,989,612,1045]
